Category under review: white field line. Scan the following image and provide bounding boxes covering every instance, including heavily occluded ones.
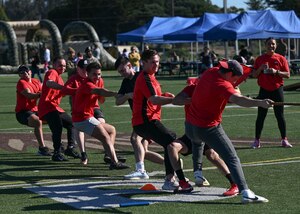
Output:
[1,158,300,189]
[1,110,300,131]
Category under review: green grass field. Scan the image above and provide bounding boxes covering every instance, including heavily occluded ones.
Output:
[1,72,300,213]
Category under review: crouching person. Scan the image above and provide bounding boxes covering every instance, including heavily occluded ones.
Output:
[72,62,130,170]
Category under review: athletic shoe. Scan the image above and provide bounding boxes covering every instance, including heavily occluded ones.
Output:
[124,170,149,180]
[194,170,210,187]
[52,151,68,161]
[241,189,269,204]
[104,154,127,164]
[37,146,52,156]
[251,139,261,149]
[81,152,88,165]
[64,147,81,159]
[281,138,293,148]
[178,180,193,192]
[109,162,130,170]
[162,177,179,190]
[223,184,239,196]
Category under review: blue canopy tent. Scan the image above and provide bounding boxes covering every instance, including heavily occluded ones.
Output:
[203,10,300,58]
[117,16,199,43]
[203,10,300,40]
[163,13,238,42]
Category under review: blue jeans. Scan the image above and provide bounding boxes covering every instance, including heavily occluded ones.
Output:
[185,122,248,192]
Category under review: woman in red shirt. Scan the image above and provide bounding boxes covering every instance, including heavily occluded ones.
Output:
[252,37,292,148]
[15,65,50,156]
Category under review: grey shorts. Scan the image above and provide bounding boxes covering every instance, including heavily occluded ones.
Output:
[73,117,101,136]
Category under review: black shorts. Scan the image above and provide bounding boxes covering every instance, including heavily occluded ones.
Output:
[133,120,176,148]
[16,110,37,125]
[93,108,105,119]
[178,134,211,156]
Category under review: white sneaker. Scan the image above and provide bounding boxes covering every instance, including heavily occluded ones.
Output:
[162,177,179,190]
[194,170,210,187]
[123,170,149,180]
[241,189,269,204]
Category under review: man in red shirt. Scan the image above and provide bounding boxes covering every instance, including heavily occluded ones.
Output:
[252,37,292,148]
[15,65,51,156]
[38,56,80,161]
[172,77,239,196]
[72,62,129,170]
[185,60,273,203]
[132,49,193,192]
[115,56,164,180]
[63,59,125,165]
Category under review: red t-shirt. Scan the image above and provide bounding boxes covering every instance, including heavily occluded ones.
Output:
[72,79,103,122]
[254,53,289,91]
[38,69,65,119]
[186,68,236,128]
[15,78,41,113]
[132,71,162,126]
[63,74,104,108]
[182,84,196,117]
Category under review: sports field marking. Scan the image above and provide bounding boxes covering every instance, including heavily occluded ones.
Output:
[26,180,228,209]
[1,110,300,131]
[1,157,299,189]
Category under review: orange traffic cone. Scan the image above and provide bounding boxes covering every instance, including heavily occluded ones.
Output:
[140,183,158,191]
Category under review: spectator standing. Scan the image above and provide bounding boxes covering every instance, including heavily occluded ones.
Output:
[66,47,77,78]
[199,46,216,73]
[92,43,101,61]
[128,46,141,72]
[85,46,100,64]
[121,48,128,58]
[289,44,297,60]
[251,37,292,148]
[43,45,51,73]
[15,65,51,156]
[29,48,43,82]
[275,38,288,57]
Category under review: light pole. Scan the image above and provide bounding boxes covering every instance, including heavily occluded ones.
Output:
[171,0,174,16]
[224,0,228,59]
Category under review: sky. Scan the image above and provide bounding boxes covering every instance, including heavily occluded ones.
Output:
[211,0,248,10]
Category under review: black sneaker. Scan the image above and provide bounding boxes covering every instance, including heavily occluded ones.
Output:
[81,152,88,165]
[52,152,68,161]
[109,162,130,170]
[64,147,81,159]
[104,154,126,164]
[37,146,52,156]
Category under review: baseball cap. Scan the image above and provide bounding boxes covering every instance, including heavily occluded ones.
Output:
[219,60,243,76]
[85,46,92,53]
[18,65,30,74]
[77,59,88,69]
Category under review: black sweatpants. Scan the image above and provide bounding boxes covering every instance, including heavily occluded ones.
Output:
[255,86,286,139]
[43,110,75,152]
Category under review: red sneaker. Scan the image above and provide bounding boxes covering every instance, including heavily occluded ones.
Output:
[223,184,239,196]
[175,180,193,193]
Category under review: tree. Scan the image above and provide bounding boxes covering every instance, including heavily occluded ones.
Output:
[265,0,300,16]
[0,6,8,21]
[245,0,267,10]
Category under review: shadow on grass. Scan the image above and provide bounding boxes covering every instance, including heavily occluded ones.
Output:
[23,203,131,213]
[0,151,134,187]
